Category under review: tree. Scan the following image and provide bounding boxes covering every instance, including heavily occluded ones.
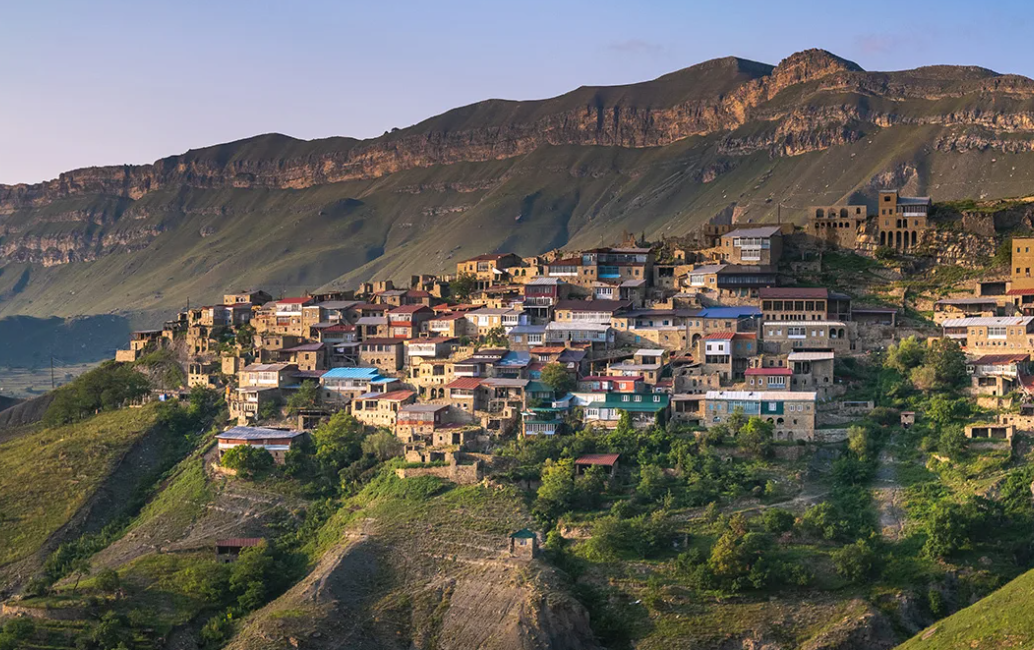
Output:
[707,514,771,590]
[450,273,477,301]
[761,508,795,535]
[235,323,256,349]
[312,412,365,470]
[534,458,576,526]
[361,430,403,461]
[939,425,967,460]
[540,362,574,395]
[928,395,971,428]
[229,541,275,611]
[94,567,121,595]
[832,538,879,583]
[909,365,939,392]
[885,336,926,374]
[286,380,321,414]
[923,501,971,559]
[925,338,968,390]
[69,556,91,594]
[482,326,508,348]
[726,407,747,436]
[636,464,670,503]
[847,425,871,463]
[221,445,275,477]
[737,417,773,457]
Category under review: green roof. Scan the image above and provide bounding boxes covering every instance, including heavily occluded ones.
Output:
[588,393,670,412]
[526,381,554,394]
[510,528,537,539]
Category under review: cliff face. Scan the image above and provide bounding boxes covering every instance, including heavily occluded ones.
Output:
[5,49,1034,215]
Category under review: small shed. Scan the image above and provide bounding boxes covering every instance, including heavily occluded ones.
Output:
[215,538,264,563]
[509,529,538,559]
[574,453,620,476]
[900,411,916,428]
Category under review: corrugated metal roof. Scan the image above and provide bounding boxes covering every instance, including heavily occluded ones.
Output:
[705,390,817,401]
[787,351,835,361]
[941,316,1033,327]
[217,426,306,440]
[321,367,383,379]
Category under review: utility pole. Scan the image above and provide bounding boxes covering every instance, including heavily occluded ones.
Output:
[51,355,55,389]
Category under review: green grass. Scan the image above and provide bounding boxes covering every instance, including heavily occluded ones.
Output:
[897,568,1034,649]
[128,453,212,535]
[0,405,159,566]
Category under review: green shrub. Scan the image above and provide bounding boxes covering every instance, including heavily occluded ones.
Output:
[221,445,275,477]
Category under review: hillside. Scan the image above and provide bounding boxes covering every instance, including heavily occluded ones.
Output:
[896,568,1034,649]
[4,49,1034,341]
[0,406,161,588]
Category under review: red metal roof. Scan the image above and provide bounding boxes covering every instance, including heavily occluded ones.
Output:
[389,304,432,314]
[745,367,793,376]
[705,332,736,340]
[446,377,484,390]
[970,354,1029,365]
[216,538,264,548]
[574,453,620,466]
[431,312,468,321]
[732,332,757,340]
[1008,288,1034,296]
[759,287,829,299]
[368,390,415,401]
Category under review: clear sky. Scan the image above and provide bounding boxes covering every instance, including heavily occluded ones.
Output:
[2,0,1031,184]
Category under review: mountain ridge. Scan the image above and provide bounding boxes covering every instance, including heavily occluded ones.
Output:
[4,48,1034,327]
[6,48,1031,211]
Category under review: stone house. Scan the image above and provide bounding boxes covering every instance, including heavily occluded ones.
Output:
[942,316,1034,354]
[351,390,417,429]
[762,321,853,355]
[456,253,523,291]
[703,390,817,441]
[720,226,784,266]
[807,204,867,248]
[760,287,852,322]
[508,529,538,559]
[358,338,407,373]
[876,190,931,251]
[216,426,307,464]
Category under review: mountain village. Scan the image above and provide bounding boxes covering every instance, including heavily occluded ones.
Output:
[112,189,1031,480]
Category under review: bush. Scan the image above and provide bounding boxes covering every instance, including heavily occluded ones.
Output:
[221,445,275,477]
[361,430,403,461]
[94,568,121,594]
[761,508,795,535]
[832,538,879,583]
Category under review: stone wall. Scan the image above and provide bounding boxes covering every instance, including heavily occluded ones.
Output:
[395,461,482,485]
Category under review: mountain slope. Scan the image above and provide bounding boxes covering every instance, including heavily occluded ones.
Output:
[4,48,1034,327]
[896,568,1034,649]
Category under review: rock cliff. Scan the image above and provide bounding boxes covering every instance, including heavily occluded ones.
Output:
[5,49,1034,214]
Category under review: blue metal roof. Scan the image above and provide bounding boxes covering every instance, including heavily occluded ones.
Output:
[321,367,383,379]
[496,351,531,367]
[697,306,761,319]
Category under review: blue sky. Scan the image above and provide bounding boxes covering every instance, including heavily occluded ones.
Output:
[1,0,1031,184]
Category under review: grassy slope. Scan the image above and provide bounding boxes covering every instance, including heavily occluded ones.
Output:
[0,405,158,567]
[897,568,1034,649]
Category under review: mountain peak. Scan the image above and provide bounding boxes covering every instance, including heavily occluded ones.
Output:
[771,48,863,86]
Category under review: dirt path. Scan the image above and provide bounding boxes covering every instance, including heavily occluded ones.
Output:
[873,448,906,540]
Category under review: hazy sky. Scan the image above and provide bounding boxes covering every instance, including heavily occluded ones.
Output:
[2,0,1031,184]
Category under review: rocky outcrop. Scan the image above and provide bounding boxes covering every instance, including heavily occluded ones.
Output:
[6,49,1034,217]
